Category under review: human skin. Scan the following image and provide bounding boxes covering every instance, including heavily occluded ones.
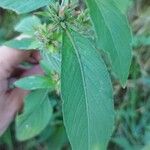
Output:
[0,46,41,135]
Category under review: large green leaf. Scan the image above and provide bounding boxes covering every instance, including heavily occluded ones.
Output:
[85,0,132,86]
[0,0,51,14]
[61,30,114,150]
[16,90,52,141]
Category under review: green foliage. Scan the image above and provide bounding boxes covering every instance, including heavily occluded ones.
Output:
[114,0,133,13]
[4,38,40,50]
[41,52,61,74]
[16,90,52,141]
[62,30,114,150]
[15,16,41,35]
[85,0,132,86]
[15,75,55,90]
[0,0,138,150]
[0,0,52,14]
[0,10,19,45]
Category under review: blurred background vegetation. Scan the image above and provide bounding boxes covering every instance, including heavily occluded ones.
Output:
[0,0,150,149]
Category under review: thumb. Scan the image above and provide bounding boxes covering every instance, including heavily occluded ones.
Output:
[0,46,32,65]
[0,65,43,136]
[0,46,33,79]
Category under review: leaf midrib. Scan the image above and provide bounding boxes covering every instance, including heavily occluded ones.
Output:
[65,30,90,149]
[93,0,123,81]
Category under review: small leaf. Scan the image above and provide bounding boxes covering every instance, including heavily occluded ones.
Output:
[85,0,132,86]
[4,38,40,50]
[0,0,51,14]
[15,75,55,90]
[16,90,52,141]
[40,60,52,75]
[42,52,61,74]
[133,35,150,48]
[15,15,41,35]
[62,30,114,150]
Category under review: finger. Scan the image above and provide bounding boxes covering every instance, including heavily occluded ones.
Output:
[33,51,41,61]
[9,65,43,108]
[8,65,43,86]
[0,46,31,79]
[7,65,43,111]
[8,65,43,111]
[0,88,28,136]
[21,65,43,77]
[0,46,32,65]
[8,88,28,111]
[0,47,41,79]
[0,65,43,135]
[27,51,41,64]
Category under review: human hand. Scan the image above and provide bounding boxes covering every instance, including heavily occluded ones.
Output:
[0,46,42,135]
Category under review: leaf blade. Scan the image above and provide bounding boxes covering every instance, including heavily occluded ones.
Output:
[85,0,132,86]
[61,31,114,150]
[15,75,55,90]
[0,0,51,14]
[15,15,41,35]
[16,90,52,141]
[4,38,40,50]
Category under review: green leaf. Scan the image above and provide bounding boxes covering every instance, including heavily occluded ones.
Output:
[4,38,40,50]
[15,16,41,35]
[133,35,150,48]
[0,0,51,14]
[16,90,52,141]
[42,52,61,74]
[40,60,52,75]
[15,75,55,90]
[61,30,114,150]
[114,0,133,13]
[85,0,132,86]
